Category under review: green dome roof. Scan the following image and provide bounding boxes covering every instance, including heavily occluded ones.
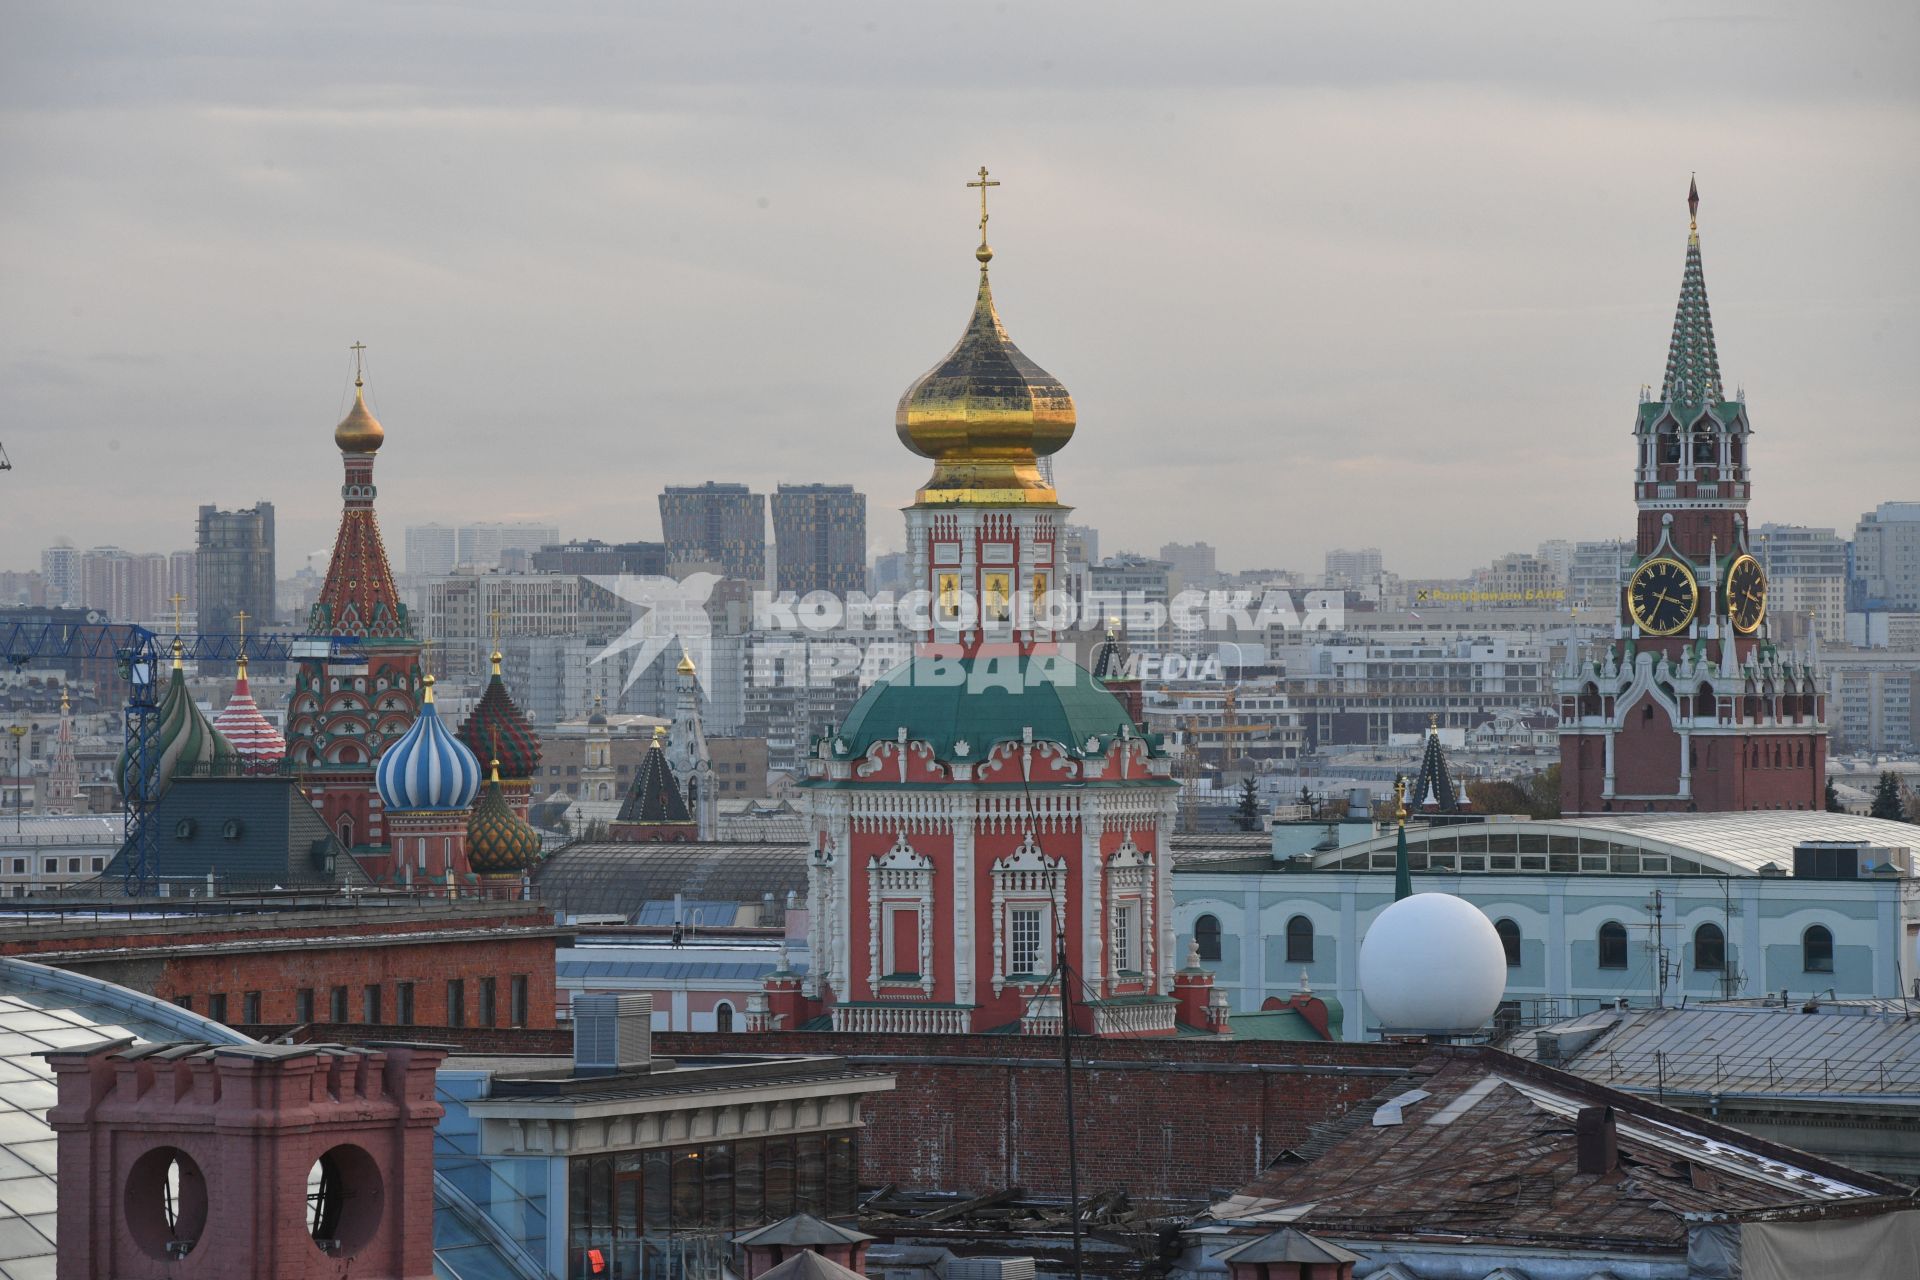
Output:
[829,653,1146,765]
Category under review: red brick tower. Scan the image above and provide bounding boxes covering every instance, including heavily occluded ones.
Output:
[1558,180,1826,815]
[779,172,1197,1038]
[45,1039,446,1280]
[287,350,424,852]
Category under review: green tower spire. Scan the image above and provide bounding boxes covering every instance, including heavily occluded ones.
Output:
[1661,174,1724,408]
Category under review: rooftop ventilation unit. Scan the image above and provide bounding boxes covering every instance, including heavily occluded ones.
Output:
[946,1260,1038,1280]
[572,993,652,1075]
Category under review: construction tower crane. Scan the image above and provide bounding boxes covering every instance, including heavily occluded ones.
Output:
[2,620,365,895]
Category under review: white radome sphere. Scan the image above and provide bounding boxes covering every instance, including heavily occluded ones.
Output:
[1358,892,1508,1034]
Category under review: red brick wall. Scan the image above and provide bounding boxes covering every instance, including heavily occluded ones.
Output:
[277,1024,1420,1204]
[145,932,558,1028]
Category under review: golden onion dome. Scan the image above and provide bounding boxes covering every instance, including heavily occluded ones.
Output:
[334,380,385,454]
[895,252,1074,506]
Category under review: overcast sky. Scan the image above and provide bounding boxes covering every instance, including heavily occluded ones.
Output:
[3,1,1916,579]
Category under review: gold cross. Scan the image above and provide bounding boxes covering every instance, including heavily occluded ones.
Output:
[350,340,367,387]
[234,610,249,645]
[967,166,999,248]
[489,607,503,650]
[169,592,186,635]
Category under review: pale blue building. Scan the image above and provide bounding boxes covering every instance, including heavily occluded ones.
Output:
[1174,812,1919,1039]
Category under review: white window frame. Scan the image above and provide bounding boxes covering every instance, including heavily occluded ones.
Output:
[868,832,935,997]
[1104,836,1156,984]
[990,833,1066,996]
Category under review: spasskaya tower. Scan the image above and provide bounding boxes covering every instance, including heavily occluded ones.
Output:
[1557,180,1825,815]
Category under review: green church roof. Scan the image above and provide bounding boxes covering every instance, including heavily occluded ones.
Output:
[827,653,1153,766]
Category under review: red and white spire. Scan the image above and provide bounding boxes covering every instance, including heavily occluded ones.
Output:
[213,654,287,768]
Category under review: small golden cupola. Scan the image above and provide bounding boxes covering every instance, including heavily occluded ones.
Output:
[895,167,1075,506]
[333,343,385,454]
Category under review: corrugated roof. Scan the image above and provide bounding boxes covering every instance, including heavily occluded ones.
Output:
[1510,1003,1920,1097]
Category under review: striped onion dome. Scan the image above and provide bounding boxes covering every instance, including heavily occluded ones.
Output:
[115,641,238,800]
[375,674,481,812]
[211,656,286,766]
[457,652,541,781]
[467,761,544,874]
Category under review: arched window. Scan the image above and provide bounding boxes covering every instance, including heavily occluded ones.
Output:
[714,1002,734,1033]
[1494,918,1521,968]
[1285,915,1314,964]
[1802,925,1833,974]
[1194,914,1222,962]
[1693,923,1725,971]
[1597,921,1628,970]
[336,815,354,848]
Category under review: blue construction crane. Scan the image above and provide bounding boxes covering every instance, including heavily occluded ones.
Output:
[1,620,366,895]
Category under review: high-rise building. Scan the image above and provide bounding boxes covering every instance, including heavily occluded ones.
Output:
[1159,541,1218,589]
[1567,539,1633,607]
[1324,547,1384,589]
[659,482,766,583]
[77,547,169,625]
[1471,552,1563,606]
[529,539,669,577]
[1534,538,1575,585]
[167,550,197,620]
[195,502,274,668]
[404,523,559,576]
[1557,179,1825,815]
[457,523,560,570]
[1754,523,1849,645]
[771,483,866,596]
[405,523,458,576]
[39,542,77,607]
[1853,502,1920,612]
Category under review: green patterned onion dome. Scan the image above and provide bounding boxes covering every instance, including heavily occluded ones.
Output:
[466,762,544,874]
[116,644,238,801]
[457,652,542,781]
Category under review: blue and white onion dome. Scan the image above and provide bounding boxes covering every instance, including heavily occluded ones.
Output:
[375,673,481,812]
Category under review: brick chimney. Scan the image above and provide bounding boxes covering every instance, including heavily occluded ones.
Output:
[45,1038,445,1280]
[1575,1104,1619,1175]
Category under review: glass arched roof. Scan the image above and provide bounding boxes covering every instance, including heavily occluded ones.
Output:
[535,841,809,921]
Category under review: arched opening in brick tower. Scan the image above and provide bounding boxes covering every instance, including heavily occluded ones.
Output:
[306,1143,385,1257]
[124,1146,208,1260]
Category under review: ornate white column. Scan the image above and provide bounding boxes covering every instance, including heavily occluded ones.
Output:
[952,797,976,1006]
[1155,796,1176,996]
[1080,793,1104,995]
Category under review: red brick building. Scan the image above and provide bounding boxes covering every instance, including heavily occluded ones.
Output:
[0,901,567,1030]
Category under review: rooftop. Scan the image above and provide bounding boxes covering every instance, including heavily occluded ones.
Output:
[1509,1000,1920,1100]
[535,840,807,920]
[1208,1047,1905,1254]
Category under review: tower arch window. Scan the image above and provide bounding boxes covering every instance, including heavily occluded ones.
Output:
[1494,918,1521,968]
[1693,922,1725,971]
[1597,921,1628,969]
[1194,914,1222,962]
[714,1001,734,1033]
[1802,925,1833,974]
[1284,915,1314,964]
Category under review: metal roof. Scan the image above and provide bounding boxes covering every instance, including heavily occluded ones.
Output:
[1510,1002,1920,1098]
[0,816,123,849]
[534,841,808,920]
[1305,811,1917,877]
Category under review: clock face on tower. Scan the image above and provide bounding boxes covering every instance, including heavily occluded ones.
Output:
[1725,553,1768,634]
[1627,557,1699,636]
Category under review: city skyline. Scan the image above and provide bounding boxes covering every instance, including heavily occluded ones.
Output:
[3,3,1916,577]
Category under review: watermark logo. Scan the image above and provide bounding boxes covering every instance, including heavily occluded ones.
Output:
[585,578,1342,693]
[587,573,720,693]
